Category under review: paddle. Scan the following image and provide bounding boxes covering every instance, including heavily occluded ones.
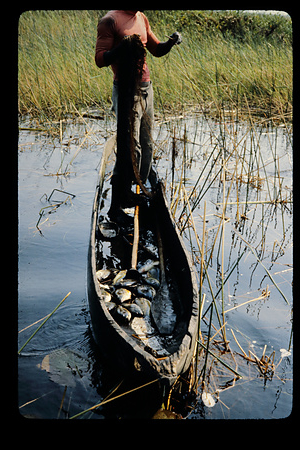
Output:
[127,184,141,280]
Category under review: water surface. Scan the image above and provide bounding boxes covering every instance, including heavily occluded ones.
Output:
[18,113,292,419]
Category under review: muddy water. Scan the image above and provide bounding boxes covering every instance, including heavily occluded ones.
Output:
[18,114,292,419]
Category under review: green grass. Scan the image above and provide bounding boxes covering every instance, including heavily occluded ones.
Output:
[18,10,292,122]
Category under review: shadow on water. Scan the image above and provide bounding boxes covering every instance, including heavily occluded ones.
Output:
[18,113,292,419]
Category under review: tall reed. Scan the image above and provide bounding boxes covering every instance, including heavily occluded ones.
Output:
[18,10,292,123]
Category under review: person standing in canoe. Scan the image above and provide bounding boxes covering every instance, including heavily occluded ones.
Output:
[95,10,182,223]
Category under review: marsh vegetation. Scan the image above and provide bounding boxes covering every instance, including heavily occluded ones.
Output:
[18,10,292,418]
[18,109,292,418]
[18,10,292,124]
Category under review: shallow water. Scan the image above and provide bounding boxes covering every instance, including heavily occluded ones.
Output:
[18,113,292,419]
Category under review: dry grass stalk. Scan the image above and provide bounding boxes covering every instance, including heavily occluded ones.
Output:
[230,328,276,379]
[18,292,71,354]
[225,287,270,313]
[69,378,159,419]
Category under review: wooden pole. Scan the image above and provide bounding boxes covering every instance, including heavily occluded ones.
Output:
[131,185,140,270]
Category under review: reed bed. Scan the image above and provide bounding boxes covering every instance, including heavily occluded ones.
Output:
[18,106,292,419]
[18,9,292,418]
[18,10,292,124]
[152,105,292,415]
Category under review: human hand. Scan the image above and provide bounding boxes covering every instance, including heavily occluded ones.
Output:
[169,32,182,45]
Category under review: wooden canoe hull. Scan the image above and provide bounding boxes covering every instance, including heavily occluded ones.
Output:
[87,136,199,386]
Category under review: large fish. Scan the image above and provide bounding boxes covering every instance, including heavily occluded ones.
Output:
[114,288,131,303]
[134,297,151,317]
[122,302,144,317]
[134,285,156,301]
[138,260,159,274]
[112,270,127,285]
[96,269,112,282]
[115,305,131,323]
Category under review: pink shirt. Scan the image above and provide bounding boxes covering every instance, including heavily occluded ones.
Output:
[95,10,160,82]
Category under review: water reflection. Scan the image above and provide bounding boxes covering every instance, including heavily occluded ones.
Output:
[18,114,292,419]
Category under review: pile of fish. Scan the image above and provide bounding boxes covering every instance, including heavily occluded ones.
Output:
[96,260,160,325]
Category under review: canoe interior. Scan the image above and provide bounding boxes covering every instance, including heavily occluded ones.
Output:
[87,136,199,382]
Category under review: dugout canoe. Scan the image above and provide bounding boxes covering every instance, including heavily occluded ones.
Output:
[87,135,199,386]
